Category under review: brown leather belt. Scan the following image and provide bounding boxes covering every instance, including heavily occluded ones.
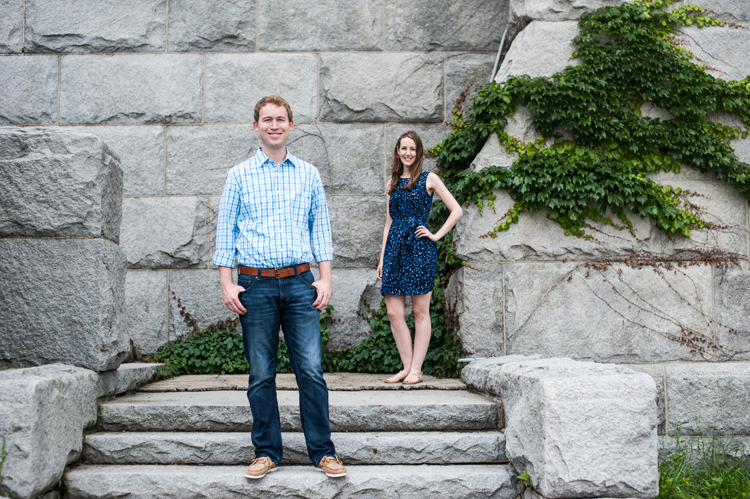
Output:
[238,263,310,279]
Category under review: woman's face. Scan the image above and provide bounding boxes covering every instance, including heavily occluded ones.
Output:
[398,137,417,169]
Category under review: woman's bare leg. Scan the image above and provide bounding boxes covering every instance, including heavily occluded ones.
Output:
[404,293,432,383]
[384,294,412,382]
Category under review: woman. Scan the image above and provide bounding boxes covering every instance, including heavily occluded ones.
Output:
[376,131,463,384]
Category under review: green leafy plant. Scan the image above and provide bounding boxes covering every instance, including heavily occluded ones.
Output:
[0,437,12,498]
[517,466,533,489]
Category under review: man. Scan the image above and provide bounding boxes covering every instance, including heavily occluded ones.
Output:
[213,95,346,479]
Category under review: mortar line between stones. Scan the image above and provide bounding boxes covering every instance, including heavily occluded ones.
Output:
[502,263,507,356]
[201,54,206,124]
[21,0,25,50]
[711,262,716,362]
[661,364,669,435]
[163,125,168,195]
[56,55,61,124]
[255,0,260,51]
[165,0,169,51]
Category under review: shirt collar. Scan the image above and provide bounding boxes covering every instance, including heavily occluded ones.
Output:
[256,147,296,168]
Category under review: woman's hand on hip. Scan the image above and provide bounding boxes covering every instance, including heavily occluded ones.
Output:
[415,225,438,242]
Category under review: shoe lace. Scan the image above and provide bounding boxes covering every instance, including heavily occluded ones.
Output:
[252,457,271,466]
[321,456,342,465]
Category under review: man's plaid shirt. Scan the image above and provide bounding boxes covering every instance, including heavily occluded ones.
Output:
[212,148,332,269]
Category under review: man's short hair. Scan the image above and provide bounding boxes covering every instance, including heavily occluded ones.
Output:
[254,95,293,123]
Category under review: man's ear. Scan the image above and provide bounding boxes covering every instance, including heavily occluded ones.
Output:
[252,121,259,131]
[289,120,294,130]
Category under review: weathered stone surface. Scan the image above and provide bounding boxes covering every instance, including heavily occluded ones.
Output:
[445,265,505,358]
[454,190,655,261]
[289,124,385,194]
[386,123,452,173]
[491,358,658,498]
[205,54,318,124]
[673,0,750,21]
[120,196,208,269]
[385,0,508,52]
[329,196,386,268]
[0,364,97,499]
[96,363,162,399]
[259,0,382,51]
[24,0,166,52]
[83,430,506,465]
[70,125,165,196]
[715,262,750,361]
[325,269,380,350]
[168,270,229,339]
[461,355,540,395]
[666,362,750,436]
[445,53,498,104]
[168,0,255,52]
[471,133,516,172]
[319,53,444,123]
[0,55,58,124]
[619,363,667,432]
[0,238,129,371]
[677,26,750,82]
[125,270,169,358]
[166,125,256,196]
[509,0,628,22]
[98,390,498,432]
[495,21,581,83]
[0,127,123,241]
[504,262,714,363]
[64,464,521,499]
[60,54,203,124]
[0,0,22,52]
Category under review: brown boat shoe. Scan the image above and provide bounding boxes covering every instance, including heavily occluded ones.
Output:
[244,457,277,479]
[315,456,347,477]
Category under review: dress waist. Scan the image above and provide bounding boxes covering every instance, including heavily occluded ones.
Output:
[391,216,427,227]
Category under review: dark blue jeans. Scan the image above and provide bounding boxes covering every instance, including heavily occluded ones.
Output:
[237,270,335,465]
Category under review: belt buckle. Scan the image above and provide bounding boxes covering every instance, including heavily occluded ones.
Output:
[275,268,282,279]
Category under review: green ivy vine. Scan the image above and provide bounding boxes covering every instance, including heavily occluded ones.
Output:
[430,0,750,240]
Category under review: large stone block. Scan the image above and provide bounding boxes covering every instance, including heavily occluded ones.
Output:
[319,53,444,123]
[385,0,508,52]
[0,127,123,242]
[204,54,318,124]
[386,123,452,173]
[666,362,750,436]
[0,238,129,371]
[166,125,256,196]
[445,53,497,106]
[289,124,385,194]
[495,21,581,83]
[24,0,165,53]
[504,262,715,363]
[0,365,98,499]
[715,262,750,361]
[168,0,255,52]
[454,189,656,262]
[445,265,505,357]
[509,0,628,22]
[258,0,382,51]
[96,362,162,398]
[120,196,208,269]
[329,195,386,268]
[0,55,58,124]
[677,25,750,82]
[659,179,748,257]
[125,270,169,358]
[326,269,380,350]
[69,125,165,197]
[485,358,658,498]
[60,54,203,124]
[168,269,230,340]
[0,0,22,52]
[620,363,668,432]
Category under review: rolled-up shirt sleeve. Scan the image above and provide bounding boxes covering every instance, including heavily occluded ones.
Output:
[308,170,333,263]
[212,169,241,268]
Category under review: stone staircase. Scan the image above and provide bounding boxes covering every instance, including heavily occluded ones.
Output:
[63,381,523,498]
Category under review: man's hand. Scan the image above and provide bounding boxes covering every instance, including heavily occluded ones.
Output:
[313,260,333,310]
[219,266,246,315]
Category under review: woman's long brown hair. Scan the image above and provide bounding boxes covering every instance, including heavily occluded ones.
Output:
[388,131,425,196]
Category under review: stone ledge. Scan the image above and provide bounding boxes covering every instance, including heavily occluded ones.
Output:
[97,363,163,399]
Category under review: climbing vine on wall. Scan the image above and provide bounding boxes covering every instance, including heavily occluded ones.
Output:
[430,0,750,240]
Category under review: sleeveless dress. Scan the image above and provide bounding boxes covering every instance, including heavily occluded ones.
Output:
[381,171,438,296]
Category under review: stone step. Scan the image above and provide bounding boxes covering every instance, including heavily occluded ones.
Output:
[83,431,507,465]
[64,464,522,499]
[98,390,499,432]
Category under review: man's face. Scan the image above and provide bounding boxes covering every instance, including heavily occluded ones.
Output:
[253,104,293,151]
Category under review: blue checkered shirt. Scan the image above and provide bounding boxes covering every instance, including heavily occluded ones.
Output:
[212,148,333,269]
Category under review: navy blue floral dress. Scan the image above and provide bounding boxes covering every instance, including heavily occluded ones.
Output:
[381,171,438,296]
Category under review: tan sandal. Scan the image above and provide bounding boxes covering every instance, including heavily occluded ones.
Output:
[402,371,423,385]
[384,370,408,383]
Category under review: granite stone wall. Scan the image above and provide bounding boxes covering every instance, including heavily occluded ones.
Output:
[0,0,509,355]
